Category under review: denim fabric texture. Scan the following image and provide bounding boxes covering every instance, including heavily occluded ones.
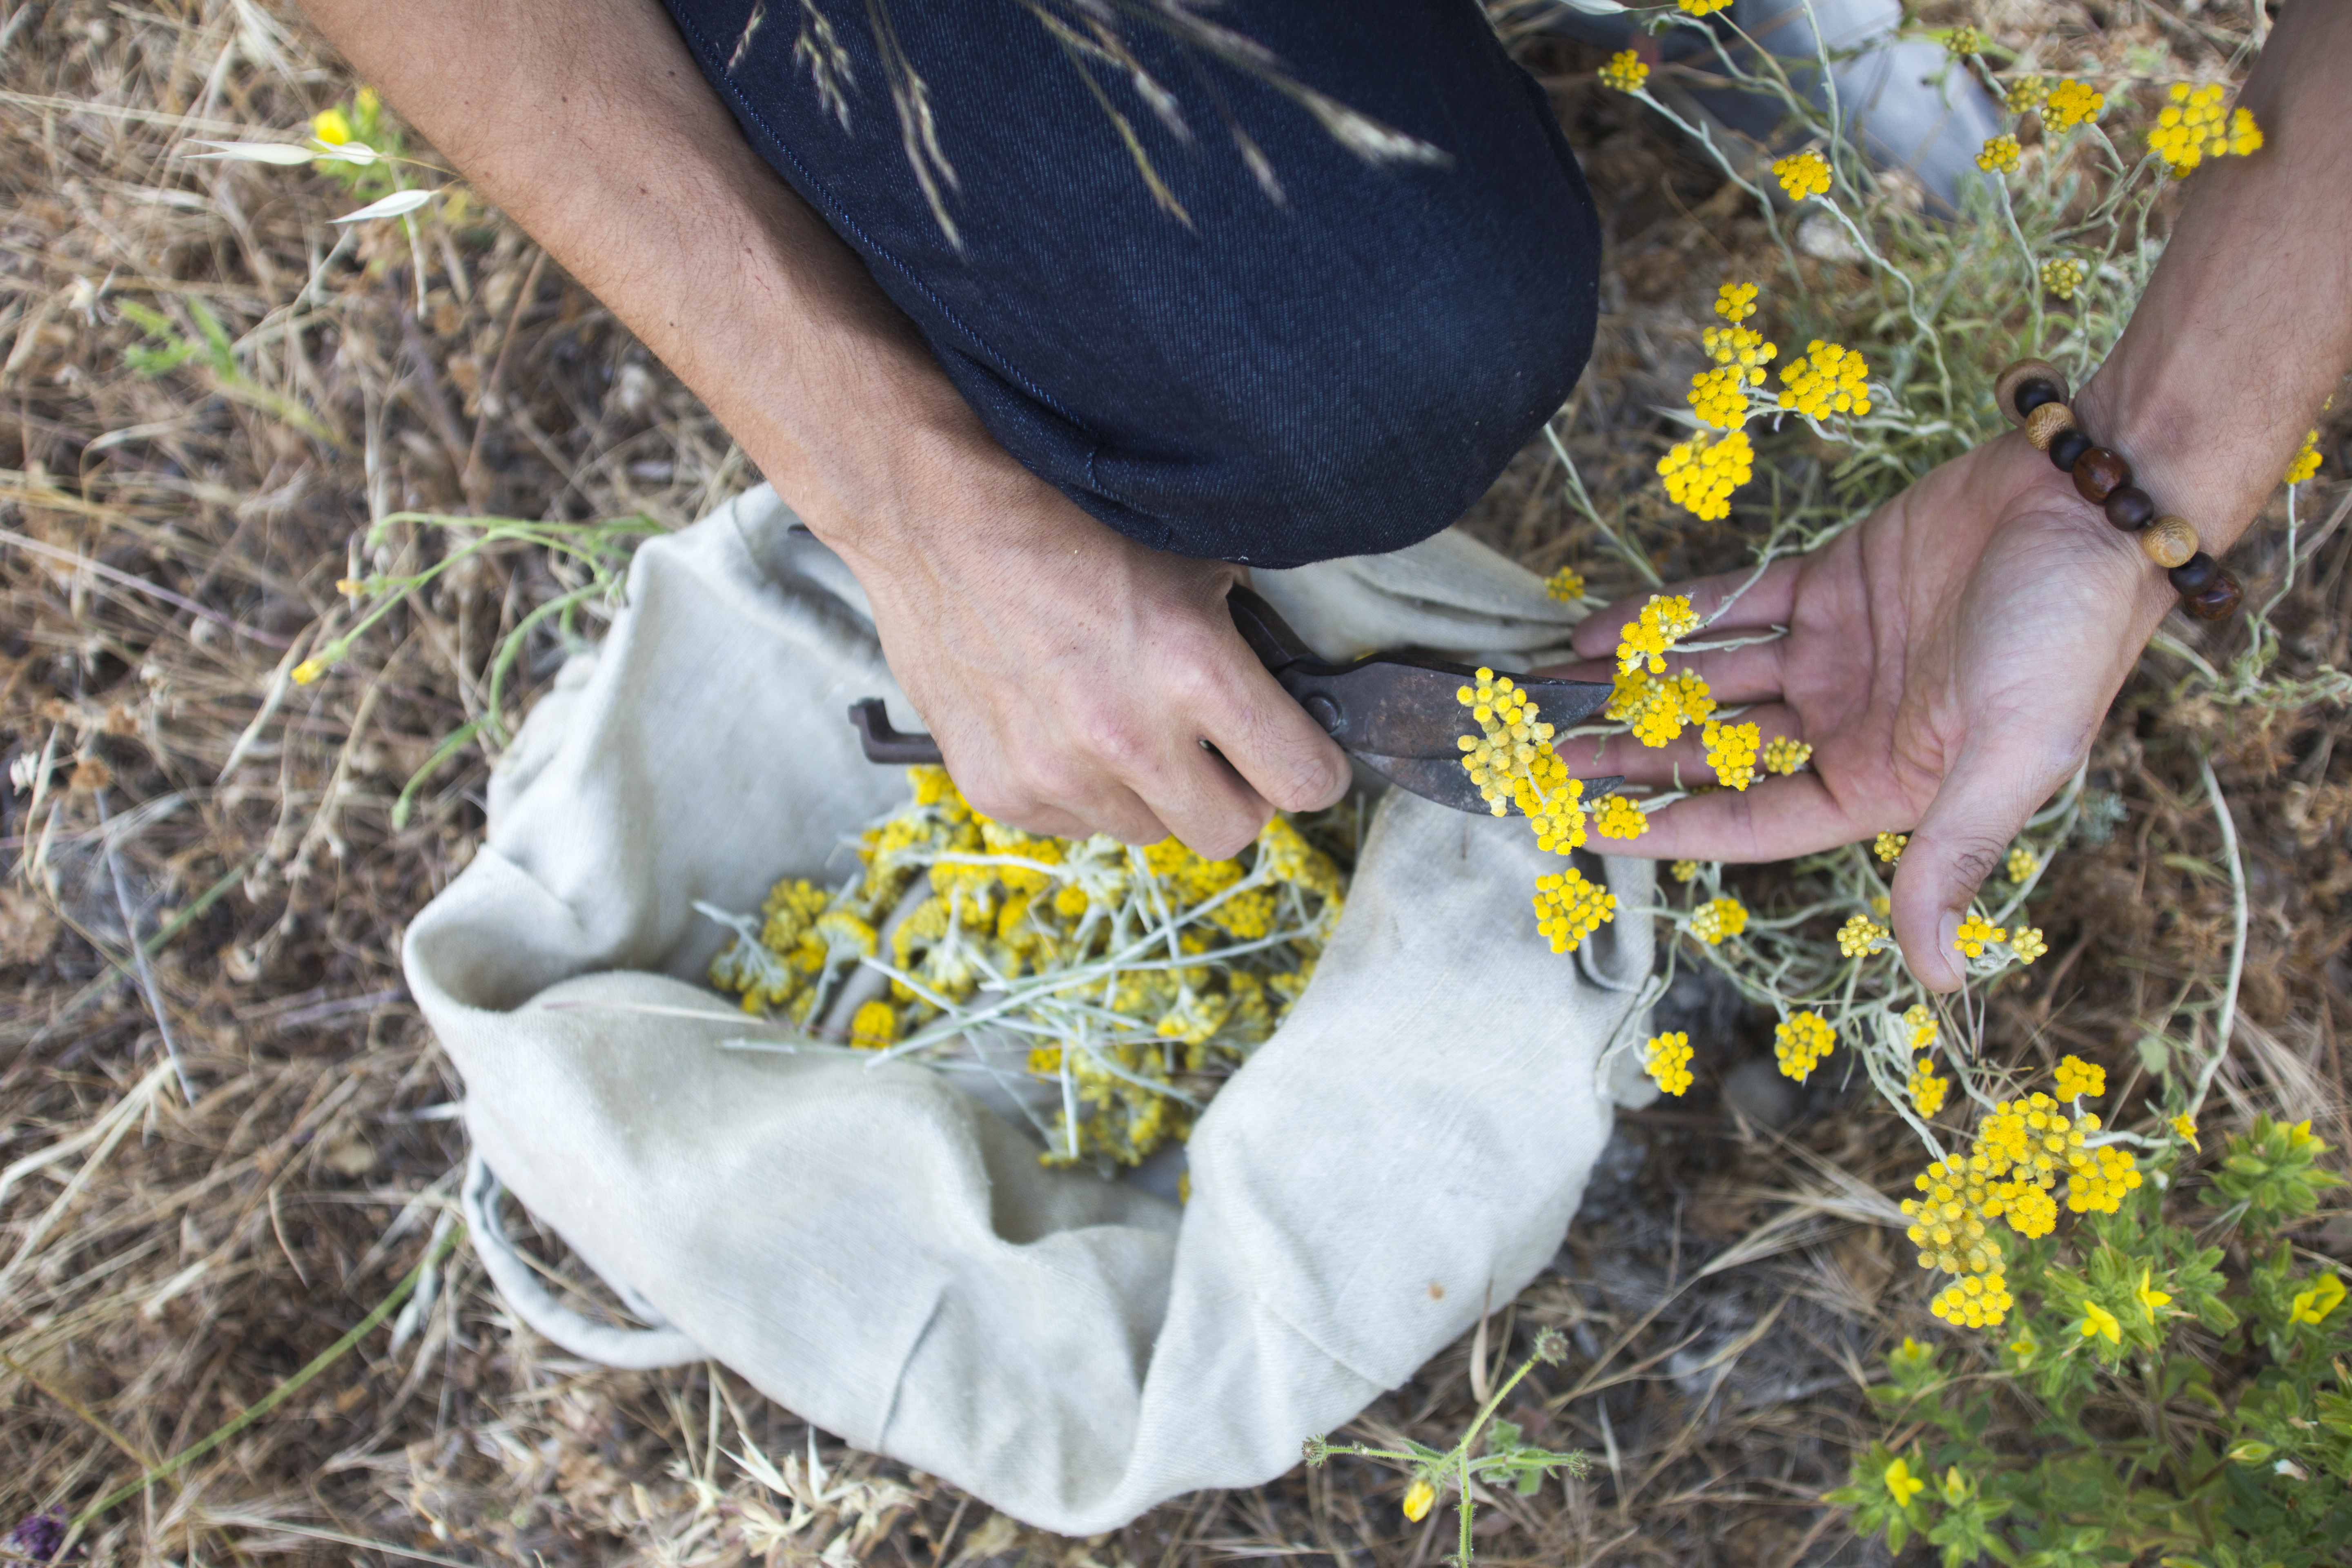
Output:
[661,0,1602,567]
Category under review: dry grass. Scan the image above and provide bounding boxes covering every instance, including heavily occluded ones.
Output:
[3,1,2346,1564]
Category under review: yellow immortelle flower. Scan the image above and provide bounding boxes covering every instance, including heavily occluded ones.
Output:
[1533,868,1616,953]
[2136,1266,2173,1324]
[1644,1031,1695,1097]
[1615,593,1703,675]
[1884,1457,1925,1508]
[1688,364,1753,431]
[2053,1054,2105,1100]
[2040,257,2086,302]
[2149,83,2262,174]
[1775,1010,1834,1082]
[1659,428,1754,521]
[2291,1272,2348,1325]
[291,657,326,685]
[1454,668,1588,851]
[1762,736,1811,775]
[1604,667,1714,748]
[1837,913,1886,958]
[2079,1301,2122,1345]
[2171,1113,2200,1150]
[2005,846,2039,883]
[1545,564,1587,602]
[2011,927,2048,963]
[1402,1478,1436,1522]
[1771,149,1833,201]
[1777,340,1871,420]
[2003,76,2046,115]
[2285,430,2323,486]
[1714,281,1759,323]
[2041,78,2104,131]
[1689,895,1747,946]
[2004,1182,2056,1238]
[1670,859,1701,883]
[1677,0,1730,15]
[2065,1144,2142,1214]
[1976,134,2023,175]
[1952,914,2006,958]
[1902,1003,1938,1051]
[1704,321,1777,381]
[1593,793,1648,841]
[1599,49,1648,94]
[848,998,899,1049]
[313,106,354,145]
[1908,1063,1949,1118]
[1944,25,1983,57]
[1873,831,1907,864]
[1703,719,1761,791]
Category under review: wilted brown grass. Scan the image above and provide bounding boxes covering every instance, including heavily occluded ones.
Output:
[4,1,2345,1564]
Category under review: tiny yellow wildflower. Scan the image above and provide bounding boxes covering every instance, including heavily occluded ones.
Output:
[1677,0,1730,15]
[1687,364,1753,430]
[1599,49,1649,94]
[1941,1468,1969,1507]
[1593,793,1648,841]
[849,998,899,1049]
[313,106,354,146]
[1713,281,1759,323]
[1873,831,1907,864]
[2079,1301,2122,1345]
[1976,134,2023,175]
[1545,565,1587,602]
[2290,1272,2348,1325]
[2066,1144,2142,1214]
[1762,735,1811,775]
[2005,1184,2057,1239]
[2002,76,2045,116]
[2011,927,2048,963]
[2008,1330,2037,1364]
[334,577,366,597]
[2040,78,2104,131]
[1943,25,1983,57]
[1771,149,1832,201]
[2171,1113,2200,1150]
[2040,257,2086,301]
[2136,1266,2172,1325]
[1778,339,1872,420]
[1837,913,1886,958]
[1533,868,1616,953]
[1774,1009,1834,1082]
[1952,914,2006,958]
[1902,1003,1938,1051]
[1402,1478,1436,1522]
[2150,84,2262,174]
[1702,719,1761,791]
[1644,1031,1695,1097]
[1658,428,1753,520]
[1615,594,1703,675]
[2005,846,2039,883]
[291,657,326,685]
[1908,1063,1949,1118]
[1871,893,1891,918]
[1670,859,1701,883]
[1689,895,1747,946]
[2053,1054,2105,1100]
[1884,1457,1925,1508]
[1703,321,1777,383]
[2285,429,2323,486]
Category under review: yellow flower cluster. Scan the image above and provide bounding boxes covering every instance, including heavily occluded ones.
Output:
[2005,846,2039,883]
[1533,868,1617,953]
[1976,134,2023,175]
[1456,669,1589,853]
[1644,1031,1695,1097]
[849,998,899,1049]
[1608,667,1714,747]
[2053,1054,2105,1100]
[1702,719,1761,791]
[1777,340,1872,420]
[1944,26,1984,56]
[2040,257,2085,301]
[1775,1010,1835,1082]
[2149,83,2261,174]
[1593,793,1648,840]
[1837,913,1886,957]
[1902,1003,1938,1051]
[1771,149,1832,201]
[2172,1113,2200,1150]
[1688,365,1753,431]
[1659,428,1754,520]
[1874,831,1907,864]
[2002,76,2045,115]
[1671,859,1701,883]
[1615,593,1703,675]
[1952,913,2005,958]
[1762,736,1811,774]
[2040,78,2104,131]
[1909,1061,1950,1118]
[1545,565,1587,602]
[1599,49,1648,94]
[1704,321,1777,381]
[1714,281,1758,322]
[2286,429,2323,486]
[1690,895,1747,946]
[2011,927,2048,963]
[2067,1144,2143,1214]
[1677,0,1730,14]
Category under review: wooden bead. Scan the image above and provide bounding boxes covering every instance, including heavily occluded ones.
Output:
[2183,570,2243,621]
[2023,402,2076,452]
[2104,486,2156,531]
[2168,552,2219,595]
[1995,359,2070,427]
[2072,446,2129,503]
[2140,516,2198,569]
[2049,429,2092,473]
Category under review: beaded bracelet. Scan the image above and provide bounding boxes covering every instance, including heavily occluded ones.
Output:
[1993,359,2242,621]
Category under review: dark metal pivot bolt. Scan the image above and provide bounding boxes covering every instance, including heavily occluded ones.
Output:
[1302,693,1341,734]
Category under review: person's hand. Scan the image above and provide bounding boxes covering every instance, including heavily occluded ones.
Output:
[826,434,1353,858]
[1541,432,2183,990]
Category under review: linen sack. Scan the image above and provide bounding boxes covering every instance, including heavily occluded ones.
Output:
[403,483,1658,1535]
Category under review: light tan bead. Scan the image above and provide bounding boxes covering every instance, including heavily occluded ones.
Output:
[1994,358,2069,426]
[2023,402,2076,451]
[2140,515,2198,570]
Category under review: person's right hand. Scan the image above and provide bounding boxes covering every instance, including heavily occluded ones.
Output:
[824,433,1353,859]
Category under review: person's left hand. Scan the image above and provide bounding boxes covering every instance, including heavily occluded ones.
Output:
[1535,431,2182,989]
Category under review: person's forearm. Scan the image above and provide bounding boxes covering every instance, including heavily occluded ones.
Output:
[2077,0,2352,564]
[292,0,989,551]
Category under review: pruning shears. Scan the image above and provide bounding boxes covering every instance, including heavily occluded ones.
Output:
[848,585,1621,816]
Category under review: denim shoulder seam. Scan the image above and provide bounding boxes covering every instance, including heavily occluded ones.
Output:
[667,5,1093,434]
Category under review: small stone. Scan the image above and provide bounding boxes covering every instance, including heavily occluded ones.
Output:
[2023,402,2076,451]
[2140,516,2197,568]
[2071,446,2130,503]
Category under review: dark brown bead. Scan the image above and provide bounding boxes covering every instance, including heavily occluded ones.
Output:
[2103,486,2156,531]
[2183,570,2242,621]
[2013,379,2063,418]
[2049,429,2092,473]
[2168,552,2219,595]
[2072,446,2130,503]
